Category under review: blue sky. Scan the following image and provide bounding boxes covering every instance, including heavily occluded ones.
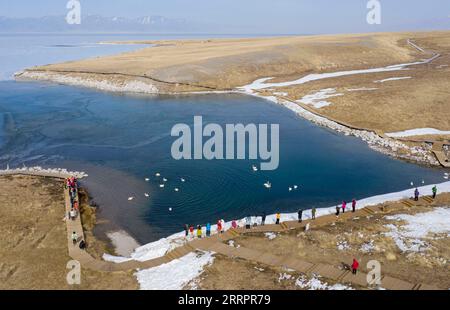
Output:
[1,0,449,34]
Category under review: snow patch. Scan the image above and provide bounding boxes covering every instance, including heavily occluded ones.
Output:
[386,128,450,138]
[297,88,343,109]
[384,207,450,252]
[295,275,353,290]
[135,251,214,290]
[374,77,412,83]
[0,165,87,179]
[265,232,277,240]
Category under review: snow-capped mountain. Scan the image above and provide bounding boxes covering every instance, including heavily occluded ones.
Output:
[0,15,202,33]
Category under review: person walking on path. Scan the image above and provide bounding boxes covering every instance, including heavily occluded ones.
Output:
[206,223,211,237]
[184,224,189,237]
[352,199,357,213]
[432,186,437,199]
[217,220,223,234]
[275,213,281,225]
[69,208,77,221]
[342,201,347,213]
[71,231,78,245]
[311,207,316,220]
[261,212,266,226]
[197,225,202,239]
[352,258,359,275]
[414,188,420,201]
[298,209,303,223]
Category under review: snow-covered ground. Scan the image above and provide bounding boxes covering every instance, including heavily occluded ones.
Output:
[238,53,439,91]
[134,251,214,290]
[374,77,412,83]
[297,88,343,108]
[386,128,450,138]
[295,275,353,290]
[0,165,88,179]
[384,207,450,252]
[265,232,277,240]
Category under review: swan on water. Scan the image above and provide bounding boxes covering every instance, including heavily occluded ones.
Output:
[163,178,168,182]
[169,207,173,211]
[145,178,150,182]
[174,188,179,192]
[289,187,293,192]
[180,178,186,182]
[410,182,414,186]
[128,197,134,201]
[252,165,258,172]
[159,184,165,188]
[155,172,161,177]
[144,193,149,197]
[264,181,272,189]
[293,185,298,190]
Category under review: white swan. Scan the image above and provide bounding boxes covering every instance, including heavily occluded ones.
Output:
[252,165,258,172]
[159,184,165,188]
[163,178,168,182]
[288,187,293,192]
[128,197,134,201]
[293,185,298,190]
[180,178,186,182]
[144,178,150,182]
[144,193,149,197]
[264,181,272,189]
[174,188,179,192]
[155,172,161,177]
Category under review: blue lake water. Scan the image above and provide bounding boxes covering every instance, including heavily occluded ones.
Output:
[0,80,444,243]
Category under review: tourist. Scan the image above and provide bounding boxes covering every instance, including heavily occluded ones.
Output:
[298,209,303,223]
[311,207,316,220]
[432,186,437,199]
[71,231,78,245]
[261,212,266,226]
[73,200,79,211]
[335,206,340,217]
[245,216,251,229]
[69,208,77,220]
[342,201,347,213]
[189,225,194,237]
[414,188,420,201]
[221,219,225,233]
[275,213,281,225]
[184,224,189,237]
[352,199,357,212]
[79,240,86,250]
[352,258,359,275]
[217,220,223,234]
[231,220,237,229]
[197,225,202,239]
[206,223,211,237]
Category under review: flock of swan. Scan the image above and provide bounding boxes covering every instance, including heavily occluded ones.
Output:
[127,172,185,201]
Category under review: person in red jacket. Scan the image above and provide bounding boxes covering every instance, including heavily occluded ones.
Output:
[217,220,223,234]
[352,258,359,275]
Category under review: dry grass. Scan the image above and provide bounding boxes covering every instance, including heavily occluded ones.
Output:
[0,175,138,290]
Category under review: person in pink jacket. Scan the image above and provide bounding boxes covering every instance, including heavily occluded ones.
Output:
[342,201,347,213]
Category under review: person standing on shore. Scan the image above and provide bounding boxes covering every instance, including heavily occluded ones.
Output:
[414,188,420,201]
[342,201,347,213]
[352,199,357,213]
[245,216,251,229]
[352,258,359,275]
[231,220,237,229]
[197,225,202,239]
[276,213,281,225]
[217,220,223,234]
[335,206,340,217]
[71,231,78,245]
[432,186,437,199]
[184,224,189,237]
[261,212,266,226]
[189,225,194,237]
[298,209,303,223]
[206,223,211,237]
[311,207,316,220]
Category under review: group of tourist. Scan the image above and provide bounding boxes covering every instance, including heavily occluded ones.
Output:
[65,176,86,250]
[414,185,438,201]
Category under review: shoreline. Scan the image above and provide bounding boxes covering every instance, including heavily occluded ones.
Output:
[104,179,450,264]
